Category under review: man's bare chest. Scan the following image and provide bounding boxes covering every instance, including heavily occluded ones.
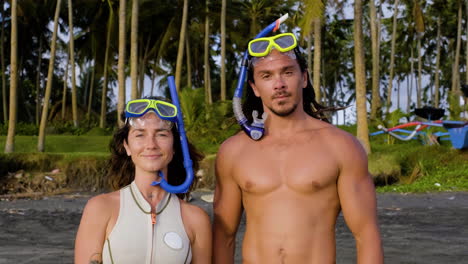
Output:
[233,142,339,194]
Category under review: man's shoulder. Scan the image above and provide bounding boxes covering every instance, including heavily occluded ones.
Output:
[307,120,363,149]
[219,131,251,152]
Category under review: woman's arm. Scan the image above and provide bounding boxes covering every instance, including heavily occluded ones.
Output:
[74,195,112,264]
[182,202,212,264]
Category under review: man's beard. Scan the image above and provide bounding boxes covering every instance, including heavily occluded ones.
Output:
[268,102,298,117]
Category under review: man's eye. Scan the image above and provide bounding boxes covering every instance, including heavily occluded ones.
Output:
[261,74,271,79]
[135,134,143,137]
[285,71,293,75]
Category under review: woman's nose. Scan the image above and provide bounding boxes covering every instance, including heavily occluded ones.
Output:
[145,135,159,149]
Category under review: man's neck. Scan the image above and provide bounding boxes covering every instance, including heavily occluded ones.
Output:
[264,108,310,137]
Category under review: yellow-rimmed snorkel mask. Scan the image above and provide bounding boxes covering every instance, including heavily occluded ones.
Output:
[248,32,297,57]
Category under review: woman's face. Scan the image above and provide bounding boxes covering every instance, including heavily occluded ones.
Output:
[123,112,174,176]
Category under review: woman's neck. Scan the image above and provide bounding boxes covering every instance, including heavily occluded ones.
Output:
[134,170,168,207]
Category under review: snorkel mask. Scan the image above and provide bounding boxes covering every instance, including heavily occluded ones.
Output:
[124,76,194,194]
[233,14,292,140]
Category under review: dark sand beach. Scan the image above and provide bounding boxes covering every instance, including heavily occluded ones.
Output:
[1,191,467,264]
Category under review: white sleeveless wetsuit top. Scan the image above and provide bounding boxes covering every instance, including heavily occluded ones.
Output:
[102,181,192,264]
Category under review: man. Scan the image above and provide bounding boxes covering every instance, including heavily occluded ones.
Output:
[212,33,383,263]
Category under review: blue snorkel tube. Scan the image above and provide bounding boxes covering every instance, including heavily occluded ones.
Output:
[233,14,289,140]
[150,76,194,194]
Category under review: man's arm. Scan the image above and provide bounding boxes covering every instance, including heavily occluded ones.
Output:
[74,195,110,264]
[212,138,244,264]
[336,134,384,264]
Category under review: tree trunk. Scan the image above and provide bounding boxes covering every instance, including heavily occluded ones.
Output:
[87,59,96,121]
[4,0,18,153]
[175,0,188,91]
[451,2,462,118]
[35,37,43,125]
[408,47,414,113]
[354,0,371,154]
[38,0,62,152]
[68,0,78,127]
[186,36,192,89]
[204,0,212,104]
[1,0,7,124]
[387,0,399,114]
[370,0,381,120]
[435,16,441,108]
[117,0,126,127]
[313,17,321,103]
[416,37,422,108]
[100,9,113,128]
[130,0,139,99]
[307,31,312,82]
[220,0,226,100]
[61,57,69,120]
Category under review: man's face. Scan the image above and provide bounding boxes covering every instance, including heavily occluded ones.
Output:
[249,49,307,117]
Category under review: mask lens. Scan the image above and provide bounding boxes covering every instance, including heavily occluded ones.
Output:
[128,101,149,114]
[275,35,295,50]
[156,102,176,117]
[250,40,270,54]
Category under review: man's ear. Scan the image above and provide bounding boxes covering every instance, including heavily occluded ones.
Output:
[249,80,261,97]
[123,139,131,156]
[302,71,308,89]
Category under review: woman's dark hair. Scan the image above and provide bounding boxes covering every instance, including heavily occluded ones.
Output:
[107,97,204,200]
[243,47,334,123]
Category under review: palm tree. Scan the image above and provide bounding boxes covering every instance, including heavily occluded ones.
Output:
[300,0,324,103]
[62,56,69,120]
[204,0,212,104]
[117,0,126,127]
[220,0,226,101]
[100,2,114,128]
[434,16,441,108]
[413,1,425,109]
[386,0,400,114]
[4,0,18,153]
[130,0,139,99]
[370,0,381,120]
[451,0,462,118]
[38,0,62,152]
[175,0,189,91]
[185,37,192,88]
[354,0,370,154]
[67,0,78,127]
[0,0,7,123]
[34,36,43,125]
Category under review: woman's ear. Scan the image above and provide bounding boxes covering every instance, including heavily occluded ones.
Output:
[123,139,131,156]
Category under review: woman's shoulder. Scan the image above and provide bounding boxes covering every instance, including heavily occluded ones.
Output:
[83,191,120,216]
[179,199,210,226]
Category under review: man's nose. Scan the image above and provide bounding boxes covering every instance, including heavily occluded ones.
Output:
[273,75,286,90]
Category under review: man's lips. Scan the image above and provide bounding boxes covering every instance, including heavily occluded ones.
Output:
[272,93,290,99]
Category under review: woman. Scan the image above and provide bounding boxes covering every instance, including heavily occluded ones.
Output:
[75,97,211,264]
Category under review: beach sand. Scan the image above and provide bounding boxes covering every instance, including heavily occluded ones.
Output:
[1,191,467,263]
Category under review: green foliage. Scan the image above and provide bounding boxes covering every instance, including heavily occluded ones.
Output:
[372,142,468,193]
[0,122,39,136]
[179,88,239,154]
[447,91,462,120]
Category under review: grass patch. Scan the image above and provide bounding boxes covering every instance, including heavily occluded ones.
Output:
[0,135,111,153]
